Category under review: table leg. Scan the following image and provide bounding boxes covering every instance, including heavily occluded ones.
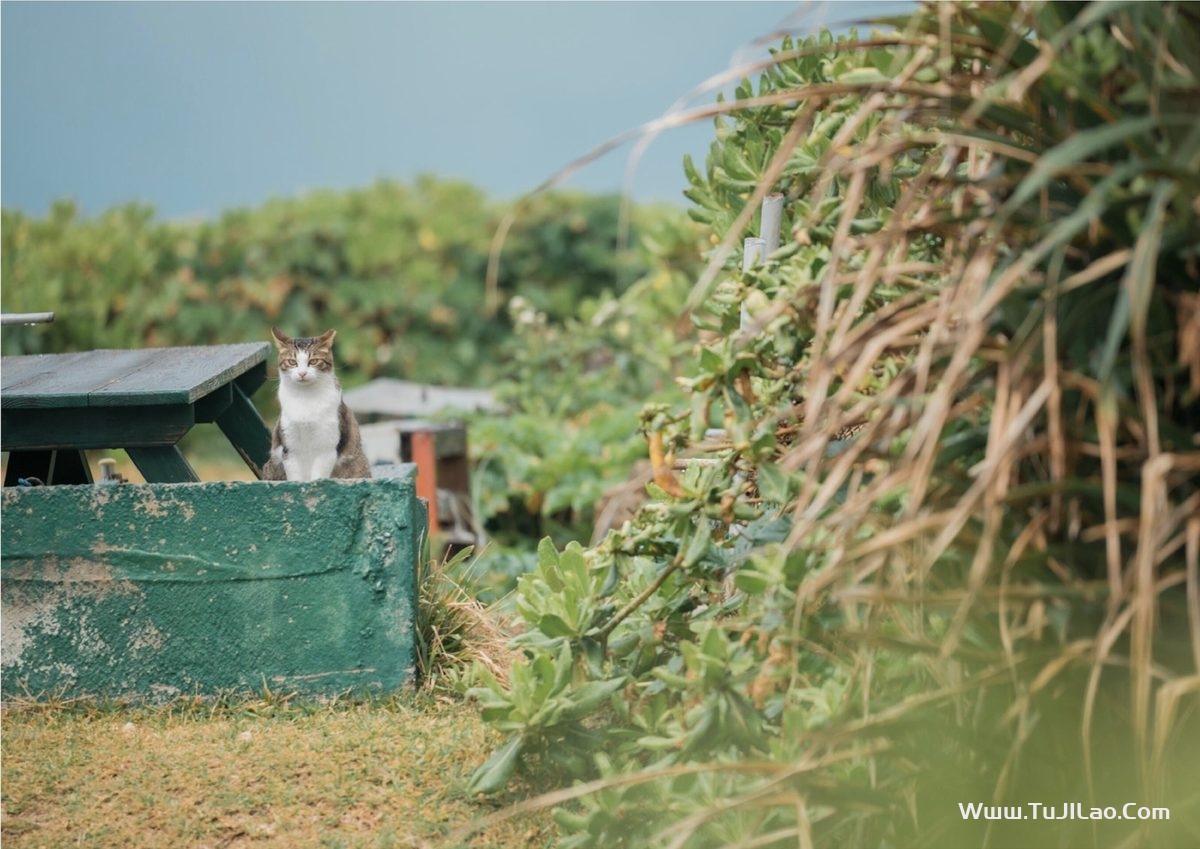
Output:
[215,382,272,478]
[3,449,93,486]
[52,450,93,484]
[127,446,200,483]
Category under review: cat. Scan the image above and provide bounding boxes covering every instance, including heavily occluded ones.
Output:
[261,327,371,481]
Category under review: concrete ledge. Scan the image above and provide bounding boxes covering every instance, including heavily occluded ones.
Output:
[1,469,427,700]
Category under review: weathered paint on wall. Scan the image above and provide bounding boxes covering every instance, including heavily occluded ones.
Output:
[1,470,426,700]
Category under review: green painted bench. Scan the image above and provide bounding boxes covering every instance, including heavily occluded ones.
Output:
[1,343,272,485]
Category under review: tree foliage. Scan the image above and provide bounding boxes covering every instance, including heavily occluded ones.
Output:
[467,4,1200,848]
[468,211,702,594]
[1,177,687,389]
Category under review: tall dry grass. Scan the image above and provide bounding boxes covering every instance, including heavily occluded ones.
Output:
[705,2,1200,845]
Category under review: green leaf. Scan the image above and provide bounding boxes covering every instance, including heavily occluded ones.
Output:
[560,542,588,582]
[598,560,621,598]
[538,614,576,638]
[561,677,627,720]
[733,570,771,596]
[652,667,691,689]
[836,66,888,85]
[756,462,794,505]
[466,735,524,795]
[536,537,563,592]
[698,345,724,374]
[536,537,559,570]
[551,640,574,693]
[681,523,712,569]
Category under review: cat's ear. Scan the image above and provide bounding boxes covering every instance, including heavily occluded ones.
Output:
[316,329,337,347]
[270,327,291,348]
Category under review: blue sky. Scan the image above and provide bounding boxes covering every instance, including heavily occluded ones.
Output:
[2,1,909,220]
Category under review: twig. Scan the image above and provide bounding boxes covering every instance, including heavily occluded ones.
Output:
[593,556,684,642]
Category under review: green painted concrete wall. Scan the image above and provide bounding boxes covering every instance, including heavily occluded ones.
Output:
[1,470,426,700]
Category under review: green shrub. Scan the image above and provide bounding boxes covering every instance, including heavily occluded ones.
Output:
[466,210,704,590]
[468,4,1200,848]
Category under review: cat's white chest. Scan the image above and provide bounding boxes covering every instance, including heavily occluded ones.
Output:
[277,381,341,481]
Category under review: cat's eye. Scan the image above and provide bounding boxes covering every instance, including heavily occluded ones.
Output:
[310,358,329,369]
[280,358,297,368]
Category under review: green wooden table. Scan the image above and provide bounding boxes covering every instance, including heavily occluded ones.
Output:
[1,343,273,485]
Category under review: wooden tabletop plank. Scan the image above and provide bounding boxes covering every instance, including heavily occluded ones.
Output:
[1,343,271,409]
[91,343,270,406]
[2,350,158,409]
[0,351,100,402]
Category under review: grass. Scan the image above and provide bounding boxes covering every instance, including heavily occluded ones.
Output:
[1,693,554,849]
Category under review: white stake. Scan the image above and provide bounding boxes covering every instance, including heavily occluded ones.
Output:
[760,194,784,256]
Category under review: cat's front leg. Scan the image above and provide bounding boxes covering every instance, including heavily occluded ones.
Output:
[309,451,338,480]
[283,453,305,481]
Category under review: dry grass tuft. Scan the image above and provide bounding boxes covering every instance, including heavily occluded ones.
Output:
[416,547,521,692]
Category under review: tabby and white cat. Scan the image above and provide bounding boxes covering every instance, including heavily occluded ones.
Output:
[261,327,371,481]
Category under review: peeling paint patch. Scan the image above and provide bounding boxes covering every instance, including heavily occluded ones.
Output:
[1,593,60,670]
[135,493,170,517]
[149,683,182,700]
[1,571,142,672]
[132,492,197,522]
[128,621,166,653]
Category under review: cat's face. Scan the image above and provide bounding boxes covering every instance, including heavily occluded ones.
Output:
[271,327,337,387]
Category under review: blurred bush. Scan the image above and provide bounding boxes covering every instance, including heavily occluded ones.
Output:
[1,176,690,389]
[468,209,704,598]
